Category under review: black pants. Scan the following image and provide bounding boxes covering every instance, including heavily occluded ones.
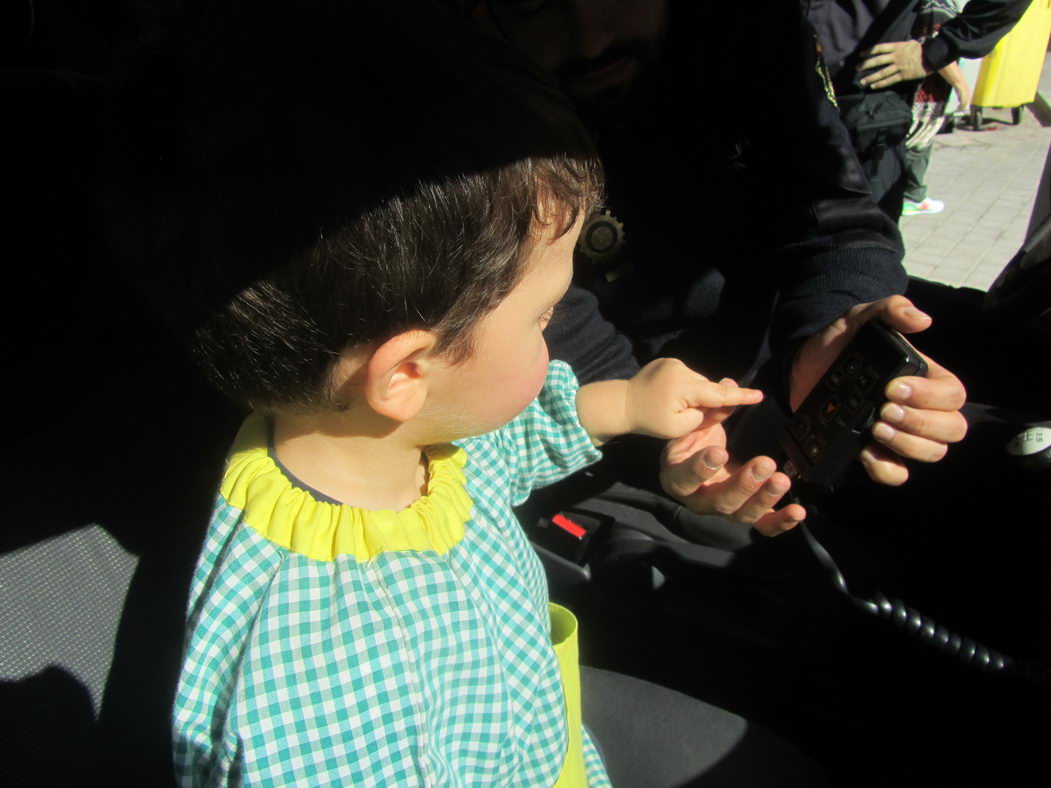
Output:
[838,90,912,221]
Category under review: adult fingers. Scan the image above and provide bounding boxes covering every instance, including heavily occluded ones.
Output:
[864,73,905,90]
[660,443,729,499]
[885,357,968,412]
[662,449,805,534]
[833,295,927,342]
[860,40,925,86]
[863,43,900,57]
[859,442,909,486]
[858,52,895,72]
[683,456,778,517]
[859,61,904,89]
[729,471,800,526]
[879,401,968,445]
[752,502,807,537]
[864,295,933,335]
[871,418,951,463]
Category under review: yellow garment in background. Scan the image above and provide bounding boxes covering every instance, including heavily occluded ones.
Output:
[973,0,1051,108]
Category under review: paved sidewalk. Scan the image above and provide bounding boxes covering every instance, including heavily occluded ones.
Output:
[899,52,1051,291]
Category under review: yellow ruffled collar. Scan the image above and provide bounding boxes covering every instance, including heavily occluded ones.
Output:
[220,414,473,562]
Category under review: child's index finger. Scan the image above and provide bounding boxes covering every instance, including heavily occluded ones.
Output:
[686,380,763,409]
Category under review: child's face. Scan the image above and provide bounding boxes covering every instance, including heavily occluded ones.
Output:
[423,214,581,441]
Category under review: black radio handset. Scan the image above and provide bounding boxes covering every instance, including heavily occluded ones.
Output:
[779,320,927,491]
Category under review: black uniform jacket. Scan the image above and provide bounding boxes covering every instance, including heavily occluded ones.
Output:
[546,0,907,385]
[804,0,1033,90]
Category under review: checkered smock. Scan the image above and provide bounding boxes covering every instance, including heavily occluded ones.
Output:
[174,361,611,787]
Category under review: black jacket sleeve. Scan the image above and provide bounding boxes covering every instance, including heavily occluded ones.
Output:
[922,0,1033,71]
[753,4,908,359]
[546,284,640,384]
[547,0,910,384]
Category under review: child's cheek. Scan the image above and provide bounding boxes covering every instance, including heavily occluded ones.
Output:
[527,341,551,400]
[507,340,550,419]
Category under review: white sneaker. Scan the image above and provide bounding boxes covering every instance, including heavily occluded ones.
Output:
[902,197,945,216]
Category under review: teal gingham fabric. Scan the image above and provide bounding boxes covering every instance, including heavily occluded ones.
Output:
[174,361,611,787]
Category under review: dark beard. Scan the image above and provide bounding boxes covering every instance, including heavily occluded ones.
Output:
[554,36,664,141]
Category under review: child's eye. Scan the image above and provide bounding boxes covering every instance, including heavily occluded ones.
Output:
[539,307,555,326]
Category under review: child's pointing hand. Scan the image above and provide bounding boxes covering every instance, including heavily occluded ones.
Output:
[576,358,763,446]
[625,358,762,439]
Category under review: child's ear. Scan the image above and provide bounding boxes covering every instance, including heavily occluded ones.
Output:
[363,330,442,422]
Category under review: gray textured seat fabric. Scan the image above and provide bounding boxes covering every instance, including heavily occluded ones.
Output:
[0,525,137,714]
[581,667,832,787]
[1,17,239,779]
[0,360,237,787]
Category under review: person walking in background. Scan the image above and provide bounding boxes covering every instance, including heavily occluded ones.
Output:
[806,0,1031,221]
[902,0,975,216]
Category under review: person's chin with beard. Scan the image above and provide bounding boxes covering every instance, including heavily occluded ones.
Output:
[553,35,664,138]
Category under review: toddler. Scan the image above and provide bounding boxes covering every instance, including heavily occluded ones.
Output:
[106,2,763,784]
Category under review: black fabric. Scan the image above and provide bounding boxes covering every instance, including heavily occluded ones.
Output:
[841,108,908,211]
[580,667,832,787]
[546,284,640,383]
[1,668,107,787]
[904,276,1051,414]
[805,398,1051,667]
[837,89,913,162]
[803,0,1032,85]
[804,0,1031,213]
[923,0,1033,70]
[547,0,907,387]
[0,324,238,788]
[552,396,1051,785]
[806,0,915,90]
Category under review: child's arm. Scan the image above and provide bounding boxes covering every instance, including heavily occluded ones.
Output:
[576,358,763,446]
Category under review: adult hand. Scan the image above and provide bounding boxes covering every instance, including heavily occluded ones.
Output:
[659,380,805,536]
[790,295,968,486]
[859,40,931,89]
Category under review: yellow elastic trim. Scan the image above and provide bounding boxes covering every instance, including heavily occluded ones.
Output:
[551,604,587,788]
[220,414,473,562]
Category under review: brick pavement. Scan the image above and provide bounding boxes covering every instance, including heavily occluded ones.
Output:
[898,52,1051,292]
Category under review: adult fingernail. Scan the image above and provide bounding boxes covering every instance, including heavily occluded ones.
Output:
[750,463,773,482]
[903,307,931,322]
[888,381,912,401]
[882,403,906,424]
[860,447,878,465]
[702,451,723,470]
[873,422,895,441]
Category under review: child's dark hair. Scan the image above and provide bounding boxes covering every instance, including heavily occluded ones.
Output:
[105,0,602,413]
